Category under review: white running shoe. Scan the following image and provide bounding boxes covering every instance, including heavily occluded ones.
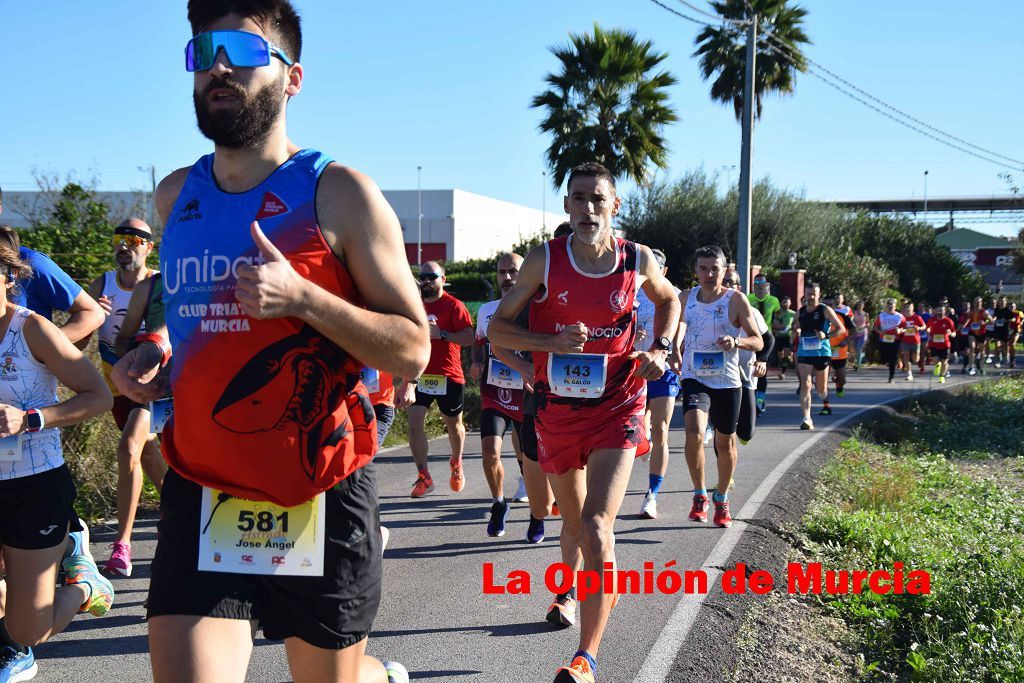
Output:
[639,491,658,519]
[512,476,529,502]
[703,425,714,445]
[906,370,914,381]
[380,526,390,555]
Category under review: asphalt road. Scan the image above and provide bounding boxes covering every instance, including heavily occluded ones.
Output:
[33,365,1003,682]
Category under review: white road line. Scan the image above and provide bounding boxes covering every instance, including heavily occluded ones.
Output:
[634,374,982,683]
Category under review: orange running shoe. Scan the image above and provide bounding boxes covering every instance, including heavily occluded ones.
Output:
[449,458,465,492]
[545,592,577,627]
[410,473,434,498]
[551,501,560,517]
[553,655,595,683]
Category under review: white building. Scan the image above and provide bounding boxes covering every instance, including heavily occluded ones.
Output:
[1,188,565,263]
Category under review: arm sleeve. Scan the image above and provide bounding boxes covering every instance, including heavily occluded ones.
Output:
[756,328,775,363]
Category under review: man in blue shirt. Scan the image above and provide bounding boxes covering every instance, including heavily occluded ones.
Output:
[0,212,104,342]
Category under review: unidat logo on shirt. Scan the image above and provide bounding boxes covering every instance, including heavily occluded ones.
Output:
[163,251,268,295]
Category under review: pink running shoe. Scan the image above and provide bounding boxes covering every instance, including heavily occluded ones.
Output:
[102,541,133,578]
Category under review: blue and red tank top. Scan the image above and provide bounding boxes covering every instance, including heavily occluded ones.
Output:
[530,235,643,411]
[160,149,376,506]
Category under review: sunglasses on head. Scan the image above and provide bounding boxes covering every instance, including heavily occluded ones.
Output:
[419,273,441,281]
[723,278,737,286]
[112,235,149,248]
[186,30,294,73]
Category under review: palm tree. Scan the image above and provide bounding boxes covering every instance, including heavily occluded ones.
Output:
[693,0,810,120]
[532,24,678,189]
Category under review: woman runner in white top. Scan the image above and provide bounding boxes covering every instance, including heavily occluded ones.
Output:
[0,242,112,657]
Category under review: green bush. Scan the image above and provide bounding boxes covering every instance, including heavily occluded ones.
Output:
[803,377,1024,680]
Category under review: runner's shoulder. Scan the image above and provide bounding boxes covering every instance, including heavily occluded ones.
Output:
[155,166,193,221]
[315,163,385,218]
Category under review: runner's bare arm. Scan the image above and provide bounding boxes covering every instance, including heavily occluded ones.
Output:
[114,277,153,358]
[59,290,105,344]
[724,294,764,352]
[638,246,680,343]
[445,325,477,347]
[489,246,586,354]
[822,306,845,337]
[631,246,680,379]
[490,345,534,381]
[0,314,113,436]
[676,288,690,356]
[243,164,429,379]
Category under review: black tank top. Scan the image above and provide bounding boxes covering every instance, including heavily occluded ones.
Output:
[799,304,829,336]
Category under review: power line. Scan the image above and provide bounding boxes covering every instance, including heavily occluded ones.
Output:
[672,0,748,25]
[756,37,1024,172]
[646,0,720,26]
[759,30,1024,168]
[644,0,1024,173]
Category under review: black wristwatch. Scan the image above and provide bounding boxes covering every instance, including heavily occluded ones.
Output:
[25,409,45,433]
[651,336,673,351]
[440,330,449,341]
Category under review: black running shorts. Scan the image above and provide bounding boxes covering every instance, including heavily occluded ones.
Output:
[798,356,830,372]
[480,408,519,440]
[412,380,464,417]
[681,378,742,436]
[829,358,848,370]
[0,465,82,550]
[147,466,382,649]
[520,414,539,462]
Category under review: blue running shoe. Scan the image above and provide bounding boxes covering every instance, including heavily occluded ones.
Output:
[0,646,37,682]
[63,553,115,617]
[526,516,545,544]
[487,500,511,537]
[64,518,91,562]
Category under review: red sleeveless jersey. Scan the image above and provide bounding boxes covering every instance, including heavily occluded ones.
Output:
[530,235,643,414]
[160,150,376,507]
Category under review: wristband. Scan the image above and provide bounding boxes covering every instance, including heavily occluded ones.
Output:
[135,333,172,366]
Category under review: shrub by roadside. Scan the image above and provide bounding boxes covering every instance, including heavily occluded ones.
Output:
[730,376,1024,682]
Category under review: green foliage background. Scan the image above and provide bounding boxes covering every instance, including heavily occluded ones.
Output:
[620,170,989,308]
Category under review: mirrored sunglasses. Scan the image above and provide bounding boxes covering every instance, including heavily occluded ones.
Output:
[185,30,294,72]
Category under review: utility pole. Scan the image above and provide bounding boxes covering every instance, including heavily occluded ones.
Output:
[923,170,929,220]
[417,165,422,267]
[542,170,547,231]
[736,13,757,294]
[138,164,157,227]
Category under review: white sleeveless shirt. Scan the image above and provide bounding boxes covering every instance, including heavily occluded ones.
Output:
[739,308,769,389]
[0,307,63,480]
[680,287,742,389]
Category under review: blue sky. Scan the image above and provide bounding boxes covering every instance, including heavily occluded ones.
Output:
[2,1,1021,236]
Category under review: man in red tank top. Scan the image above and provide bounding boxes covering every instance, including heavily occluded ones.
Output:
[490,163,680,683]
[396,261,476,498]
[111,3,429,680]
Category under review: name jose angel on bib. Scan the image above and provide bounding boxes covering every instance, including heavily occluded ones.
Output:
[198,488,326,577]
